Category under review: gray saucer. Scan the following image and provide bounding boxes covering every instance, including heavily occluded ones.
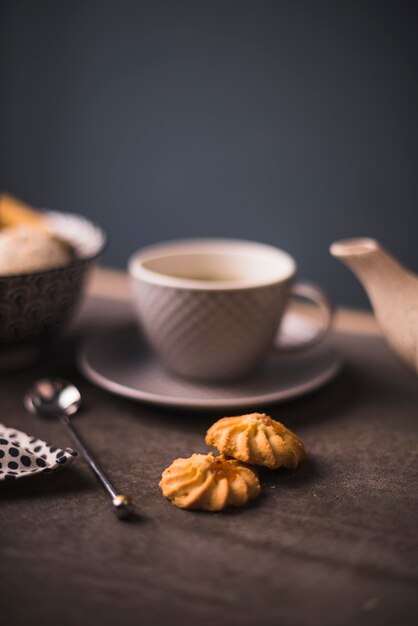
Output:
[78,320,342,409]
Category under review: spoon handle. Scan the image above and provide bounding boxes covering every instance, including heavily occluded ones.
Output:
[60,414,133,519]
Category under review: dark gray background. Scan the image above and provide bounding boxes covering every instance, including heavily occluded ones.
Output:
[1,0,417,307]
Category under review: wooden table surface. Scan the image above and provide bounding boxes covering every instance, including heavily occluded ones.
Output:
[1,266,417,626]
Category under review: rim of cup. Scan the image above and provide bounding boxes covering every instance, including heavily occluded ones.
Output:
[128,238,296,291]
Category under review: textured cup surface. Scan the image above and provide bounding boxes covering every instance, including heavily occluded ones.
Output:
[129,239,295,381]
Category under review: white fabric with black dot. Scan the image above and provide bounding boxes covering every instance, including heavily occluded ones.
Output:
[0,423,77,481]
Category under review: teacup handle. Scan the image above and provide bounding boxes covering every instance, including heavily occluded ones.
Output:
[276,281,334,351]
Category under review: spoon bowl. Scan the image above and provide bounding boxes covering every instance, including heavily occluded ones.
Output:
[24,379,81,418]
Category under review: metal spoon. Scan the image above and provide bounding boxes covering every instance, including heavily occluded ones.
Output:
[24,378,133,519]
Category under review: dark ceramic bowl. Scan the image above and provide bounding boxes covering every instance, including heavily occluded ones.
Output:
[0,210,106,369]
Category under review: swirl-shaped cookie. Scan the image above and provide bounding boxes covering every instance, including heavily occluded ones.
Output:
[159,452,260,511]
[206,413,307,469]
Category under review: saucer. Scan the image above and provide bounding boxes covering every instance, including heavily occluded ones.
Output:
[79,319,342,409]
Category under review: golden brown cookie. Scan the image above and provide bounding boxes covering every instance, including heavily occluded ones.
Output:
[206,413,307,469]
[159,452,260,511]
[0,193,47,230]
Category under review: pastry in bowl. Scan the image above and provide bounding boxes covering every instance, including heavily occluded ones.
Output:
[0,193,74,274]
[160,452,260,511]
[206,413,307,469]
[0,193,106,368]
[0,226,73,275]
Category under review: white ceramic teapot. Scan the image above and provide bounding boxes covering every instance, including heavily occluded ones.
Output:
[330,238,418,376]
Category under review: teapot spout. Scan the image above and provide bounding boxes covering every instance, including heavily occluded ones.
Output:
[330,237,380,260]
[330,238,403,295]
[330,237,418,375]
[329,238,388,293]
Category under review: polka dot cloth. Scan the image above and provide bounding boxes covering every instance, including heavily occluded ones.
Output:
[0,423,77,481]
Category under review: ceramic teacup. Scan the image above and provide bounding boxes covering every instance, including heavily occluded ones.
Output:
[128,239,333,382]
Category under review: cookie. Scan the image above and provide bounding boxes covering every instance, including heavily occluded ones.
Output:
[159,452,260,511]
[206,412,307,469]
